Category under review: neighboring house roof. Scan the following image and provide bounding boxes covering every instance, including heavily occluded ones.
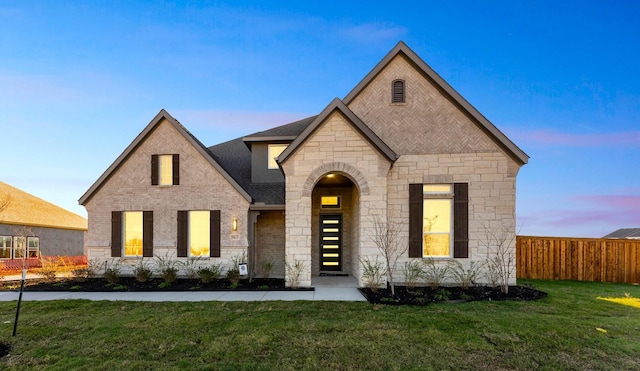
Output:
[603,228,640,239]
[0,181,87,231]
[242,116,317,144]
[343,41,529,166]
[78,109,252,205]
[278,98,398,164]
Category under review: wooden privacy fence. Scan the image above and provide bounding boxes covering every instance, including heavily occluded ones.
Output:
[517,236,640,284]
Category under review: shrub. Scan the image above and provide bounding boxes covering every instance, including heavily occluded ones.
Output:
[132,258,153,283]
[404,259,425,289]
[36,256,59,283]
[422,257,449,289]
[198,263,222,283]
[155,254,179,284]
[181,257,203,280]
[448,260,483,290]
[260,255,276,279]
[360,256,384,292]
[103,260,121,284]
[285,257,306,289]
[227,267,241,289]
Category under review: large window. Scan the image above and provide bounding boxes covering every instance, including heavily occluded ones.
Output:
[13,237,26,259]
[124,211,143,257]
[151,154,179,185]
[111,211,153,258]
[177,210,220,258]
[0,236,12,259]
[27,237,40,258]
[409,183,468,259]
[422,185,453,257]
[268,144,287,169]
[189,211,210,257]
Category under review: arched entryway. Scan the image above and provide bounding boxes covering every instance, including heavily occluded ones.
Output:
[311,172,360,276]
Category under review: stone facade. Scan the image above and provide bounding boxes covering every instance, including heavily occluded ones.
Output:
[83,119,250,274]
[281,111,392,287]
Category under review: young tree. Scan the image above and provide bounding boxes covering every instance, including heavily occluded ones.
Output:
[479,221,517,294]
[370,214,407,296]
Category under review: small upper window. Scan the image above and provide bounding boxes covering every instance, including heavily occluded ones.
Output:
[321,196,340,209]
[392,79,405,103]
[268,144,287,169]
[152,154,179,186]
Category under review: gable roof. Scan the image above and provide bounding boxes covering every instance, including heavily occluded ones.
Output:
[78,109,251,205]
[0,181,87,231]
[278,98,398,165]
[344,41,529,166]
[603,228,640,239]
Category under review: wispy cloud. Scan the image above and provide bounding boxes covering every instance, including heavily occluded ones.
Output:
[519,194,640,237]
[512,129,640,148]
[342,22,407,44]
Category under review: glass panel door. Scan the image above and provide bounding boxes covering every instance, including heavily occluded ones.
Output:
[320,214,342,271]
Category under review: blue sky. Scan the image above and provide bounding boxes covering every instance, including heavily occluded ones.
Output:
[1,1,639,238]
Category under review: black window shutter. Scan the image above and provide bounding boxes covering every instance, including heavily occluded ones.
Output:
[453,183,469,258]
[408,184,423,258]
[392,79,405,103]
[177,211,188,257]
[143,211,154,257]
[151,155,159,185]
[172,154,180,185]
[210,210,221,257]
[111,211,122,257]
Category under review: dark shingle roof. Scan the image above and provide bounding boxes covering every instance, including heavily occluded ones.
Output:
[208,116,315,205]
[603,228,640,239]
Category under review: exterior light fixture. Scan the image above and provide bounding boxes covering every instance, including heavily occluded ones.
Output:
[232,216,238,232]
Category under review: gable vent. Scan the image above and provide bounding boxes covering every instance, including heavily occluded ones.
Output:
[392,79,405,103]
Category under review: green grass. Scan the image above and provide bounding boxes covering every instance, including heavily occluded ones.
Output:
[0,280,639,370]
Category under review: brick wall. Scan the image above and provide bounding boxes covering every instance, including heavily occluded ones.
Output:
[83,119,250,274]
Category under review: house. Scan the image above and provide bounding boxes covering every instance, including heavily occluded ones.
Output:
[0,181,87,260]
[79,42,528,287]
[603,229,640,239]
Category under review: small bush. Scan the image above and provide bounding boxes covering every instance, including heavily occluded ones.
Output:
[155,254,179,284]
[227,267,241,289]
[449,260,483,290]
[182,257,203,279]
[36,257,59,283]
[103,260,121,284]
[404,260,425,289]
[132,258,153,283]
[198,263,223,283]
[260,255,276,279]
[360,256,384,292]
[422,257,449,289]
[285,258,306,289]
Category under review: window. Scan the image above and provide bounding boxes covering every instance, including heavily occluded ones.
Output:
[188,211,210,257]
[27,237,40,258]
[0,236,12,259]
[392,79,405,103]
[151,154,179,185]
[409,183,468,258]
[177,210,221,257]
[321,196,340,209]
[111,211,153,257]
[422,185,453,257]
[13,236,26,259]
[268,144,287,169]
[124,211,143,257]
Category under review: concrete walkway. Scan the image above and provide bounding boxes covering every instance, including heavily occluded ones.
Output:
[0,276,366,302]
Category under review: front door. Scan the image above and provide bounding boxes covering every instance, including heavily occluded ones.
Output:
[320,214,342,271]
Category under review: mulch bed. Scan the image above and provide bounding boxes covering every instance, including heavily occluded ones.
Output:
[359,285,547,305]
[2,277,315,292]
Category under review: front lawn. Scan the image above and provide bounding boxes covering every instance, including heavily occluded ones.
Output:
[0,280,639,370]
